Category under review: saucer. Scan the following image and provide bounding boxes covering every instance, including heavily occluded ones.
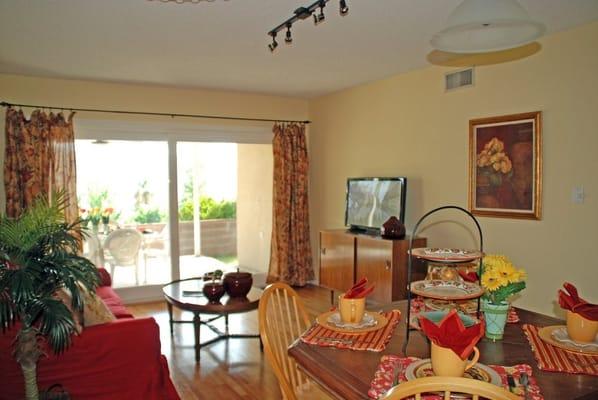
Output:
[316,311,388,335]
[327,312,377,329]
[538,325,598,355]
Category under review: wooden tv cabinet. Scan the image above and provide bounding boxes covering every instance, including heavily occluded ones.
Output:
[319,230,427,304]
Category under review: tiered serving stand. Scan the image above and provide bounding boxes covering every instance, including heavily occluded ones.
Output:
[403,205,484,354]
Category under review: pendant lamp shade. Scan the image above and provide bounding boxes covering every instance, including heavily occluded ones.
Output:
[431,0,545,53]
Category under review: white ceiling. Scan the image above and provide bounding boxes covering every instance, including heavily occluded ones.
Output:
[1,0,597,98]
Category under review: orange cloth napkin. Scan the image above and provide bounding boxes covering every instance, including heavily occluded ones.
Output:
[419,309,484,360]
[344,276,375,299]
[558,282,598,321]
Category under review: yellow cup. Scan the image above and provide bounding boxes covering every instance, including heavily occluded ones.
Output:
[430,342,480,377]
[566,310,598,343]
[338,295,365,324]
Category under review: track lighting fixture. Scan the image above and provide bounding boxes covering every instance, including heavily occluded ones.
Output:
[267,0,349,52]
[339,0,348,15]
[268,33,278,52]
[314,1,326,24]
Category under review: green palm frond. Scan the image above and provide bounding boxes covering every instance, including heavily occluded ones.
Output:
[29,297,77,353]
[0,192,99,355]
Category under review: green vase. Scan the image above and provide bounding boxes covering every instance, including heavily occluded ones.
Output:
[482,299,509,341]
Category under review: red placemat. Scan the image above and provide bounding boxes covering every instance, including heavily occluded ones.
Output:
[523,324,598,376]
[300,310,401,352]
[368,355,543,399]
[409,297,519,329]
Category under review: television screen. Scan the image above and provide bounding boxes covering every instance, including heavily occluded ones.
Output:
[345,177,407,232]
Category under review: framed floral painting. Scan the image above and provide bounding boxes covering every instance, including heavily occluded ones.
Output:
[468,111,542,220]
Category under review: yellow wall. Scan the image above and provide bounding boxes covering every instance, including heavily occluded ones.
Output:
[309,21,598,317]
[0,73,308,211]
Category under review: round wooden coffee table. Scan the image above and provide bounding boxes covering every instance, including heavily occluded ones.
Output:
[163,278,263,362]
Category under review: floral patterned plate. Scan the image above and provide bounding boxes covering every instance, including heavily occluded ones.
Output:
[410,248,484,263]
[410,280,484,301]
[405,358,502,386]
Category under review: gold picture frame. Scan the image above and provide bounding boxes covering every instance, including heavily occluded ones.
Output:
[468,111,542,220]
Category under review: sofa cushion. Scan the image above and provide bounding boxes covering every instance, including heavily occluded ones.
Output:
[96,286,134,319]
[97,267,112,287]
[80,285,115,327]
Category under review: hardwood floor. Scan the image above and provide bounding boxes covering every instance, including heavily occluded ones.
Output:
[127,284,335,400]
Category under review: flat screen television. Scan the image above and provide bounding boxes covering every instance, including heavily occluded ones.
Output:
[345,177,407,233]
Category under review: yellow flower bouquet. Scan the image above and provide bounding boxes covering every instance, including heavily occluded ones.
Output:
[476,137,513,187]
[481,254,526,305]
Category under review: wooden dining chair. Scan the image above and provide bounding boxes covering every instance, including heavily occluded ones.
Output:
[258,282,331,400]
[382,376,520,400]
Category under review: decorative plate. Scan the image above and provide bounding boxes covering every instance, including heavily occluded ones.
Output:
[405,359,502,387]
[538,325,598,355]
[410,280,484,300]
[424,298,479,314]
[410,248,484,263]
[316,311,388,335]
[410,311,478,330]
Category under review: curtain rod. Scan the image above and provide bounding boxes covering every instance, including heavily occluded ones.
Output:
[0,101,311,124]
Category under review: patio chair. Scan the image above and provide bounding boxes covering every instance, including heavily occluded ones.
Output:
[104,228,144,286]
[258,282,331,400]
[381,376,519,400]
[83,232,105,268]
[142,229,169,283]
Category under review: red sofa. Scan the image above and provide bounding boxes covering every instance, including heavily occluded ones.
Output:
[0,269,180,400]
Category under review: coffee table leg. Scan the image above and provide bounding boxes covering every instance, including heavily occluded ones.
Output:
[193,312,201,362]
[167,302,174,337]
[225,313,229,335]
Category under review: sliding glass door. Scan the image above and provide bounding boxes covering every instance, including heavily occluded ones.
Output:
[76,136,272,290]
[76,140,171,288]
[176,142,273,280]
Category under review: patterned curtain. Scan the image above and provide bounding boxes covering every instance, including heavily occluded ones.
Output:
[4,107,79,222]
[267,123,314,286]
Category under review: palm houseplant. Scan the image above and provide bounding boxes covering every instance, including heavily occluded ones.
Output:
[0,195,99,400]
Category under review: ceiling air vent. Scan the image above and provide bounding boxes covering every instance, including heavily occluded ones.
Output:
[445,68,474,91]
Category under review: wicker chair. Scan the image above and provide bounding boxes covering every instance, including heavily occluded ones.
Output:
[103,228,144,286]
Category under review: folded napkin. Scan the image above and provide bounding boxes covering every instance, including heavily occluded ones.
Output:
[458,270,479,283]
[558,282,598,321]
[419,309,484,360]
[344,276,375,299]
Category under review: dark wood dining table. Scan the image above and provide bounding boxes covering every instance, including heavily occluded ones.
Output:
[288,300,598,400]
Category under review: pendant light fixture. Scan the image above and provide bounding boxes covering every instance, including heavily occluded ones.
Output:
[431,0,545,53]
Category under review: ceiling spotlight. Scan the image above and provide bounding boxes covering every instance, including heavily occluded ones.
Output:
[268,33,278,51]
[285,25,293,44]
[314,2,325,24]
[339,0,348,16]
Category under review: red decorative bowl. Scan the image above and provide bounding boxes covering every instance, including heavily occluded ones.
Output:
[224,269,253,298]
[203,281,225,303]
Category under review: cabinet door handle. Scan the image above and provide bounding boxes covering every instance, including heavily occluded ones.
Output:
[385,260,391,270]
[321,247,326,255]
